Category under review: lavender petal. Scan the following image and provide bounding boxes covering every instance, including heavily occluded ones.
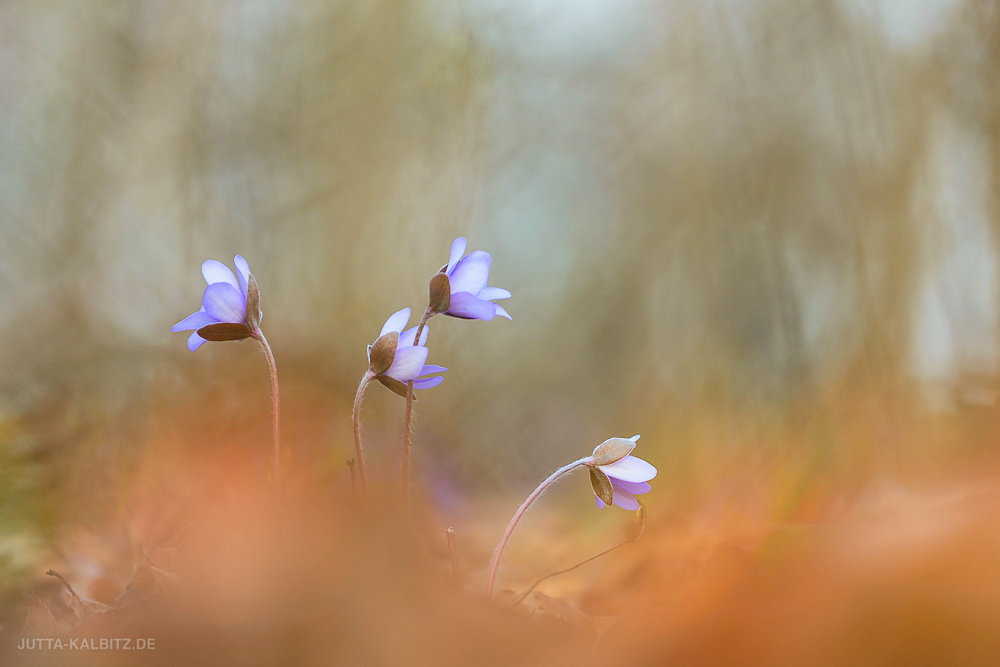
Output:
[201,260,240,290]
[187,331,208,351]
[398,323,428,348]
[446,292,496,321]
[413,376,444,390]
[171,308,217,332]
[202,283,247,323]
[448,250,492,295]
[446,237,467,274]
[233,255,251,299]
[379,307,411,338]
[478,287,511,301]
[599,455,658,483]
[611,479,651,495]
[384,346,429,382]
[610,484,640,510]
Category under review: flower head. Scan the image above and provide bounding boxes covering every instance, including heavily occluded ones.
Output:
[590,435,656,511]
[428,237,511,321]
[367,307,447,396]
[171,256,262,351]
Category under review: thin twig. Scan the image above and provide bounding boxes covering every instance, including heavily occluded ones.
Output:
[347,458,357,493]
[45,569,82,604]
[446,526,460,584]
[30,591,58,626]
[513,504,646,607]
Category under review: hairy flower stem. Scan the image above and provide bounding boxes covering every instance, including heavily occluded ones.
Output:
[485,456,593,598]
[253,330,282,496]
[352,370,375,491]
[402,307,435,503]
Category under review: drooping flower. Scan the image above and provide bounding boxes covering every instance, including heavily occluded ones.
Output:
[590,435,656,511]
[171,256,262,351]
[486,435,652,597]
[367,307,447,395]
[428,237,511,321]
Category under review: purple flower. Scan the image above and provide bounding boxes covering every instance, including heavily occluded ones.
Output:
[368,307,447,393]
[171,255,261,351]
[592,435,656,511]
[436,237,512,321]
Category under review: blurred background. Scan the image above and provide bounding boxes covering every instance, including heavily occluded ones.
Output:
[2,0,1000,659]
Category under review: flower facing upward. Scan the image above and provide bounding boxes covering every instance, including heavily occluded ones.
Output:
[590,435,656,511]
[171,255,262,351]
[367,307,447,396]
[428,237,512,321]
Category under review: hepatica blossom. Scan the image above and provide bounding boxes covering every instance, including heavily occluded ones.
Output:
[353,307,447,490]
[170,254,282,492]
[590,435,657,511]
[396,236,511,501]
[486,433,656,597]
[429,237,512,322]
[171,255,261,351]
[367,307,447,395]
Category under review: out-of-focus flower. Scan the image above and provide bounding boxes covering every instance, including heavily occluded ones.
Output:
[171,256,262,351]
[429,237,511,321]
[590,435,656,510]
[367,307,447,395]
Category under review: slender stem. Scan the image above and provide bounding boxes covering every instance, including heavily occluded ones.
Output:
[513,504,645,606]
[31,591,57,627]
[402,307,435,502]
[447,526,460,584]
[485,456,592,598]
[45,570,83,605]
[254,330,281,495]
[352,370,374,490]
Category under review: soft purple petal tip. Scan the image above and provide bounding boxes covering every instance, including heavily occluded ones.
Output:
[186,331,208,351]
[413,376,444,390]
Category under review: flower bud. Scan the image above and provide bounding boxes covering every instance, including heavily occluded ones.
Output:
[367,331,399,376]
[245,273,262,330]
[589,468,614,507]
[428,273,451,314]
[197,322,253,341]
[591,437,636,466]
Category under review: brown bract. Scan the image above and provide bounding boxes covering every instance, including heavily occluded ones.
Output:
[591,437,636,466]
[377,374,415,399]
[428,273,451,313]
[589,468,614,506]
[245,273,262,330]
[367,331,399,376]
[197,322,254,341]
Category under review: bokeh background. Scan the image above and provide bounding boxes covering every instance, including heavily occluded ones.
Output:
[3,0,1000,663]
